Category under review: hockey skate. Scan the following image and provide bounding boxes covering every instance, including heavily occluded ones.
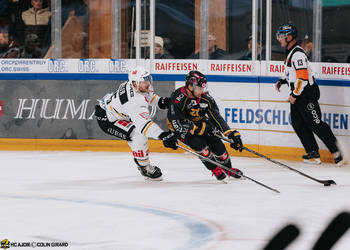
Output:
[302,151,321,164]
[333,151,344,167]
[211,166,227,183]
[225,168,243,179]
[138,164,163,181]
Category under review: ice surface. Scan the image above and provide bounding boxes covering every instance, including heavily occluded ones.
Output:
[1,151,349,250]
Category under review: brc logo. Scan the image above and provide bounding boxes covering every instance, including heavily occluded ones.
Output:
[0,100,3,116]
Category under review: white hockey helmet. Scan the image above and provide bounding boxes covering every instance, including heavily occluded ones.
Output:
[128,66,152,88]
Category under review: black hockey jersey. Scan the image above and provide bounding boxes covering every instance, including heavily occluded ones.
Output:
[167,86,230,140]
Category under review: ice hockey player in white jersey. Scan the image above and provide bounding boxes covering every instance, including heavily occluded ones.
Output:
[95,66,178,180]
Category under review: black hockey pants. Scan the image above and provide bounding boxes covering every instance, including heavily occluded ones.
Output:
[291,99,338,154]
[183,133,232,171]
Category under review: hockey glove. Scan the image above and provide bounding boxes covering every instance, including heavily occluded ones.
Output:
[226,130,243,152]
[159,131,178,150]
[275,78,288,92]
[158,97,170,109]
[192,122,215,136]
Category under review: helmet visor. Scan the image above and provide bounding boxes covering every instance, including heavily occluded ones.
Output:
[276,32,288,41]
[142,74,153,84]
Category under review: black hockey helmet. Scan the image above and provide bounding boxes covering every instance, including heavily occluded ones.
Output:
[185,70,207,89]
[276,23,298,40]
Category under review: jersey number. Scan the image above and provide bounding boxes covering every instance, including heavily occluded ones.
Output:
[189,108,200,117]
[119,83,128,104]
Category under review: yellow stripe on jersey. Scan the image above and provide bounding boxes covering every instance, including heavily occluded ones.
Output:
[143,121,155,136]
[110,106,126,119]
[150,94,158,104]
[208,109,223,131]
[294,79,303,95]
[166,118,175,131]
[197,122,206,136]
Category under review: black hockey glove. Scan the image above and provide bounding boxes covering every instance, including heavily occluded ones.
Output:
[159,131,178,150]
[227,130,243,152]
[275,78,288,92]
[193,122,215,136]
[158,97,170,109]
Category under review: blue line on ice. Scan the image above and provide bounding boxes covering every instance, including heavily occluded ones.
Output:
[2,195,215,250]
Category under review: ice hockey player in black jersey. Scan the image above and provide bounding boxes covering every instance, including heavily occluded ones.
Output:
[167,70,244,182]
[275,23,343,166]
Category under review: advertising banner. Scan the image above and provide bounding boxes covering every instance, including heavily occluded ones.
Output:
[0,58,349,149]
[0,80,172,139]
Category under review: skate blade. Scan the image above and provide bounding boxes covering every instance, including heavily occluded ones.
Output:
[303,158,321,165]
[218,179,228,184]
[229,176,244,180]
[336,160,344,167]
[144,176,163,181]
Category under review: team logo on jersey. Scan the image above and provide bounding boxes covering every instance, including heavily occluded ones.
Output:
[187,100,197,109]
[199,103,208,108]
[139,112,150,119]
[307,103,315,111]
[132,70,137,75]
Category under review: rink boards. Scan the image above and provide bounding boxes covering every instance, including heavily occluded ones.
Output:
[0,59,349,162]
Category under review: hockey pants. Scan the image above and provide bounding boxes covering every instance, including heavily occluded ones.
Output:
[184,134,232,171]
[291,99,338,154]
[95,105,150,166]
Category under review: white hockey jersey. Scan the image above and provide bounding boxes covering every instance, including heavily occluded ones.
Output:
[283,45,315,98]
[99,81,163,139]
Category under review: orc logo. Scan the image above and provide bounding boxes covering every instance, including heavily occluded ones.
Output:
[307,103,315,111]
[311,109,320,124]
[306,102,320,124]
[0,100,3,116]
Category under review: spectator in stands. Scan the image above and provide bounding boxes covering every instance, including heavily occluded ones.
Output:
[189,33,228,60]
[154,36,173,59]
[5,0,31,46]
[301,35,313,61]
[3,33,42,58]
[22,0,51,26]
[0,20,9,56]
[240,35,263,60]
[21,0,51,56]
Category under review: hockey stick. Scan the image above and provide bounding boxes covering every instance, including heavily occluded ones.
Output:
[311,211,350,250]
[262,224,300,250]
[176,142,280,194]
[215,134,336,186]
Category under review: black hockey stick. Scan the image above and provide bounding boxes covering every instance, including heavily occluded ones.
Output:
[262,224,300,250]
[311,211,350,250]
[215,134,336,186]
[176,142,280,194]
